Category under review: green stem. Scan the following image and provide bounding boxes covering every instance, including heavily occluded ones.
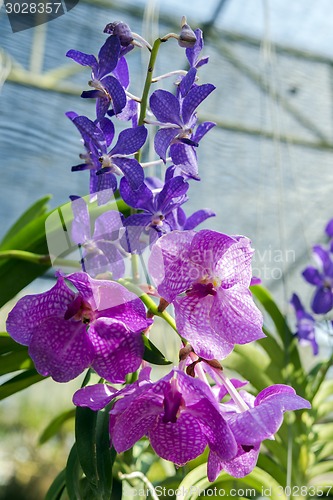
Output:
[0,249,80,268]
[117,278,179,334]
[135,37,163,165]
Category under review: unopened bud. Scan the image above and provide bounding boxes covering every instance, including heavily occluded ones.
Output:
[104,21,133,47]
[204,358,223,370]
[178,16,197,48]
[179,344,193,361]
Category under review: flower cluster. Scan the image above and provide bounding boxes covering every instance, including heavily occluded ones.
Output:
[291,217,333,355]
[6,19,310,482]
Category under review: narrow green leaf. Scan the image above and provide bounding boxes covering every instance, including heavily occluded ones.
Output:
[308,460,333,478]
[313,380,333,407]
[66,444,83,500]
[142,336,172,365]
[95,406,117,499]
[0,369,46,400]
[0,332,27,354]
[0,350,33,375]
[0,195,51,248]
[75,406,98,489]
[39,408,76,444]
[45,468,66,500]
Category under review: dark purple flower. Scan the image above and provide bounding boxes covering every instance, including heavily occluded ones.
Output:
[74,368,238,474]
[6,273,151,383]
[66,36,126,120]
[209,384,310,480]
[70,196,126,278]
[186,29,209,69]
[149,86,215,179]
[148,230,264,360]
[325,218,333,252]
[68,113,146,194]
[290,293,318,355]
[119,167,189,253]
[178,19,197,48]
[302,245,333,314]
[104,21,133,47]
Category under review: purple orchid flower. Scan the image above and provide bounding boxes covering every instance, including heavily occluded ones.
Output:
[148,229,264,360]
[6,273,152,383]
[70,196,126,278]
[186,29,209,69]
[209,384,310,480]
[119,167,189,253]
[68,113,146,195]
[290,293,318,355]
[149,85,215,179]
[73,368,238,476]
[302,245,333,314]
[66,35,127,121]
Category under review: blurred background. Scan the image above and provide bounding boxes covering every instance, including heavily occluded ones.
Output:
[1,0,333,497]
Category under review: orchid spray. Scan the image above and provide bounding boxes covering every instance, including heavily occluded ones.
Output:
[6,17,310,494]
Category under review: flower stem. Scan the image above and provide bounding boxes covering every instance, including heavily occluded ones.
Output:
[213,367,249,412]
[137,38,162,130]
[0,249,80,268]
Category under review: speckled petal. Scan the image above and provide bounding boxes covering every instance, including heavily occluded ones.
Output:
[66,49,98,75]
[187,399,237,461]
[192,121,216,143]
[70,196,91,244]
[89,318,144,383]
[73,383,117,411]
[110,125,147,156]
[154,128,179,162]
[120,177,154,212]
[112,56,129,88]
[182,84,215,125]
[101,75,127,115]
[113,157,144,190]
[6,276,74,345]
[149,412,206,466]
[178,67,197,97]
[148,230,196,302]
[184,209,215,230]
[150,90,182,125]
[210,286,264,345]
[174,293,234,359]
[169,142,199,179]
[98,35,120,79]
[29,318,94,382]
[213,235,254,286]
[111,396,161,452]
[190,230,237,277]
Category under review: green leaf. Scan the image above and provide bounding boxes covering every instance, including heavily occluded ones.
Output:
[95,406,117,499]
[66,444,83,500]
[0,332,27,354]
[45,468,66,500]
[75,406,99,489]
[39,408,76,444]
[0,350,33,375]
[1,195,51,248]
[142,335,172,365]
[0,369,46,400]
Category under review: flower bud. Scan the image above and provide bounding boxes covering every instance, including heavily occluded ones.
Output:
[178,16,197,48]
[104,21,133,46]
